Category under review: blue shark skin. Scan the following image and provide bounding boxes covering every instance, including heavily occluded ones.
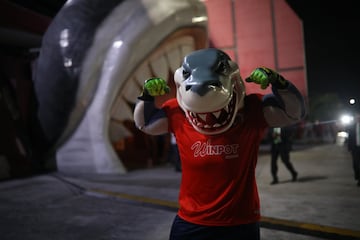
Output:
[182,49,231,96]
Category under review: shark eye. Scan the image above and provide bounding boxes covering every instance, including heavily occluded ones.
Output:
[183,69,190,79]
[215,60,229,75]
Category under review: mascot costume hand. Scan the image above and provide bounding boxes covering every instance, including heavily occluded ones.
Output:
[138,77,170,101]
[245,67,287,89]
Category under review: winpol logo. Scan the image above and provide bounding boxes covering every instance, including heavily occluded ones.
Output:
[191,140,239,159]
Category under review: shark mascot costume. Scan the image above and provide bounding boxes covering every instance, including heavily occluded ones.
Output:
[134,48,306,240]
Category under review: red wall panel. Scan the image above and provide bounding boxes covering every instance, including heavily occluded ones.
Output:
[205,0,234,48]
[235,0,275,77]
[204,0,307,98]
[274,0,304,68]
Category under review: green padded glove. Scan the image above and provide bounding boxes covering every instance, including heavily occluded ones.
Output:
[245,67,287,89]
[138,77,170,101]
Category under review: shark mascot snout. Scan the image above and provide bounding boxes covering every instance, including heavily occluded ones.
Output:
[174,49,245,135]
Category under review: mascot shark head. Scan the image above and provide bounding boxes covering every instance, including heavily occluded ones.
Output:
[174,48,246,135]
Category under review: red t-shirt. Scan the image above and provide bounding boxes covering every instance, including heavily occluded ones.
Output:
[162,94,268,226]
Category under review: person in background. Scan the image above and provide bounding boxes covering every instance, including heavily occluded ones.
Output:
[347,113,360,186]
[167,133,181,172]
[269,126,298,184]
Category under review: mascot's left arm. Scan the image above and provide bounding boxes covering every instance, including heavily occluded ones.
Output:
[245,67,306,127]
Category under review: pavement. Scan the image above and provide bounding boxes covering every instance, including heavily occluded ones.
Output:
[0,143,360,240]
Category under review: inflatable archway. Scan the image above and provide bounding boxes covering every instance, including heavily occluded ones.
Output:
[34,0,208,173]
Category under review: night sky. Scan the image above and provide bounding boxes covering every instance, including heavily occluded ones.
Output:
[286,0,360,109]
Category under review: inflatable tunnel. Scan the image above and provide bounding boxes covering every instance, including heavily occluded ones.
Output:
[34,0,208,174]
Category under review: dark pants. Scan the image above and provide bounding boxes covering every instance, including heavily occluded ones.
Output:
[169,215,260,240]
[271,143,297,181]
[168,144,181,172]
[351,148,360,181]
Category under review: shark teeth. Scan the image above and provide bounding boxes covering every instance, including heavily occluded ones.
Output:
[187,92,236,130]
[213,110,221,118]
[198,113,207,121]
